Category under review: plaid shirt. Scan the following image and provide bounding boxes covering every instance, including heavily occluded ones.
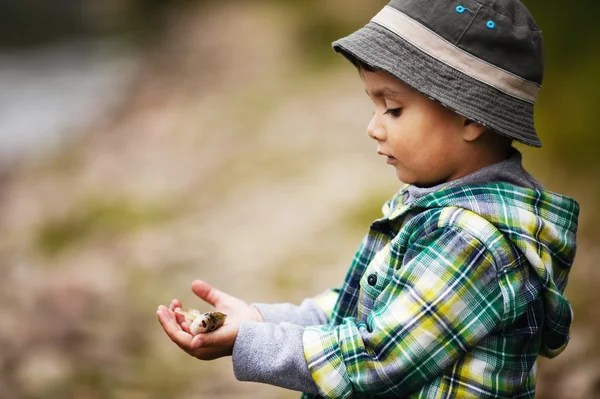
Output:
[301,183,579,398]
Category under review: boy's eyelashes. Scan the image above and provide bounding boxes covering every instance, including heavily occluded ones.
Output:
[384,108,402,117]
[371,106,403,117]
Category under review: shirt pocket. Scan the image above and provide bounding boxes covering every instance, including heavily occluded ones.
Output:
[356,244,394,323]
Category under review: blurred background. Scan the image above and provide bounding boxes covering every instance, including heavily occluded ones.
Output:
[0,0,598,398]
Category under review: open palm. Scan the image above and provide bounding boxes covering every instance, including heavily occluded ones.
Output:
[157,280,263,360]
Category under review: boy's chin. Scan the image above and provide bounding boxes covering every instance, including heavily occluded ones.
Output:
[395,169,417,186]
[396,170,445,188]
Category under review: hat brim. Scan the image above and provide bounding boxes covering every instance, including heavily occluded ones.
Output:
[333,22,542,148]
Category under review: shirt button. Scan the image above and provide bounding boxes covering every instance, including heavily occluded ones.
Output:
[367,274,377,286]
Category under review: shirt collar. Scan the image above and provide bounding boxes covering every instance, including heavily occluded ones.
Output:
[401,147,540,205]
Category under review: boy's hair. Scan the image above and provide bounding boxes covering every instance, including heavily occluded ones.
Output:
[341,51,377,76]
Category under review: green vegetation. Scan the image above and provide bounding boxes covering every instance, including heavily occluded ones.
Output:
[35,197,175,256]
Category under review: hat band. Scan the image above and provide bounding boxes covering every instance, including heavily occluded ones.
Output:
[371,6,540,104]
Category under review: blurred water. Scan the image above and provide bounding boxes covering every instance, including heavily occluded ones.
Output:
[0,39,139,167]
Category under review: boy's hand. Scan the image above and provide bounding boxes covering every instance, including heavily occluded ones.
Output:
[156,280,264,360]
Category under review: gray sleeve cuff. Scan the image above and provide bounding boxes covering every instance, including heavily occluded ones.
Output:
[232,320,320,395]
[253,298,329,327]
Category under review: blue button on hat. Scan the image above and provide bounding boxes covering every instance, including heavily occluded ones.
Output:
[332,0,544,147]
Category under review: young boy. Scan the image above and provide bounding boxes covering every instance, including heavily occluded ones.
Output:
[157,0,579,397]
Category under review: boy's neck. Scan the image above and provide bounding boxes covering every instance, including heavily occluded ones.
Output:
[454,146,512,183]
[404,147,543,204]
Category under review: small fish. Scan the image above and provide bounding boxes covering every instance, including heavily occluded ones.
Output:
[175,308,227,335]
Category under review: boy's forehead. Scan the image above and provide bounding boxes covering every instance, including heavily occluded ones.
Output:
[366,86,411,99]
[363,70,415,99]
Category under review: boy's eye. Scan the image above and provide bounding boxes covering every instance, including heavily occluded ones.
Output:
[384,108,402,117]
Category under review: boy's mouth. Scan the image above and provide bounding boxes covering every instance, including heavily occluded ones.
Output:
[378,150,396,164]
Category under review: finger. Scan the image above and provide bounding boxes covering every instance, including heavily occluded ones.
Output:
[181,320,191,334]
[191,332,207,349]
[164,307,183,327]
[191,280,229,307]
[157,308,194,349]
[157,306,182,333]
[175,330,194,348]
[170,299,182,312]
[158,305,176,321]
[190,324,234,350]
[173,306,187,325]
[157,306,176,328]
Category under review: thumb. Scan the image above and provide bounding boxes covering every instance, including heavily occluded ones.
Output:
[191,280,229,307]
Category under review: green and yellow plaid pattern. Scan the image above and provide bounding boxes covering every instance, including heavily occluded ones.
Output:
[302,183,579,398]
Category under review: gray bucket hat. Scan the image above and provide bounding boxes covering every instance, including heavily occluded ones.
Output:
[333,0,544,147]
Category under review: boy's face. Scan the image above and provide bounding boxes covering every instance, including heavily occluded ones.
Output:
[363,69,470,187]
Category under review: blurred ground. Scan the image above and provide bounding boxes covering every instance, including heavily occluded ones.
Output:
[0,1,598,398]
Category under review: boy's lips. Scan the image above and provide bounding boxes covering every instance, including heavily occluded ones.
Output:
[378,150,396,164]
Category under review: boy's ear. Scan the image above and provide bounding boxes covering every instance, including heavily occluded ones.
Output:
[462,118,487,142]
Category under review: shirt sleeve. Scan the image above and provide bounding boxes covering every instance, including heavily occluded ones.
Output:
[302,226,505,398]
[232,321,320,394]
[252,289,339,327]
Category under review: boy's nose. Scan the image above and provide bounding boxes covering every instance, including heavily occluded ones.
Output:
[367,115,386,141]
